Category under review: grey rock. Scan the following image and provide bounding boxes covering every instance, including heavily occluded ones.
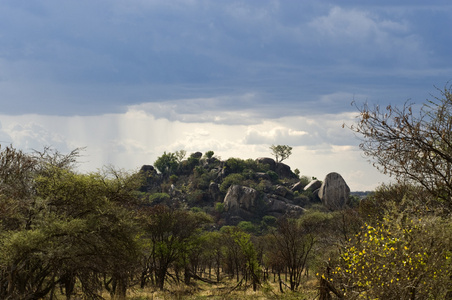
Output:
[140,165,156,174]
[264,194,305,217]
[318,172,350,210]
[255,172,271,181]
[304,180,322,192]
[256,157,276,170]
[209,182,222,202]
[224,185,260,214]
[275,185,288,197]
[191,152,203,159]
[291,181,305,192]
[275,162,297,178]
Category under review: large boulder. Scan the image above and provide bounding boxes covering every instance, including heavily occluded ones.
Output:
[209,182,222,202]
[224,185,260,218]
[140,165,156,174]
[264,194,304,217]
[318,172,350,210]
[256,157,276,171]
[291,181,305,192]
[275,162,297,178]
[304,180,322,192]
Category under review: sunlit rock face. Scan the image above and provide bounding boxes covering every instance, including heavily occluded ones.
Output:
[319,172,350,210]
[224,185,260,220]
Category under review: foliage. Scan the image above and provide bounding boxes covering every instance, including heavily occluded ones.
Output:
[220,173,245,193]
[224,157,246,174]
[348,85,452,207]
[237,221,258,234]
[268,212,329,291]
[154,151,179,175]
[215,202,225,213]
[204,150,215,159]
[270,144,293,163]
[266,170,279,182]
[0,148,142,299]
[149,192,170,204]
[231,230,261,291]
[261,215,277,228]
[139,205,212,290]
[326,215,452,299]
[174,149,187,163]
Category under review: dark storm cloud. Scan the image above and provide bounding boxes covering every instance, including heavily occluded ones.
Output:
[0,0,451,119]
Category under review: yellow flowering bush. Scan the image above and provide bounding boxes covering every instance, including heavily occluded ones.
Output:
[325,216,452,299]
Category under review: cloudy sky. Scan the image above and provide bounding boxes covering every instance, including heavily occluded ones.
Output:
[1,1,451,191]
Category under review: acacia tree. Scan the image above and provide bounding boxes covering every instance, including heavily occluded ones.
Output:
[347,85,452,207]
[0,146,142,300]
[269,212,328,291]
[139,205,211,290]
[269,145,292,163]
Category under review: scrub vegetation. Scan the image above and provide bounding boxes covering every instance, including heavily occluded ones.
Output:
[1,86,452,299]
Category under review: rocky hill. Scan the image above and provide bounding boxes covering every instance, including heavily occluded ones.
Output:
[139,151,351,225]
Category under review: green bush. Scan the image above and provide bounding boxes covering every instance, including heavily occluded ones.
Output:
[262,215,277,227]
[224,157,246,174]
[220,173,245,193]
[215,202,225,213]
[187,189,205,205]
[148,192,170,204]
[238,221,258,234]
[204,150,214,159]
[266,170,279,182]
[169,174,178,183]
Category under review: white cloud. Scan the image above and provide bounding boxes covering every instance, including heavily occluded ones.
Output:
[5,121,69,152]
[0,108,390,191]
[129,93,262,124]
[244,125,307,145]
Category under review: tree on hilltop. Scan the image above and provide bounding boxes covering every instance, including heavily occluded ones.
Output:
[270,144,292,163]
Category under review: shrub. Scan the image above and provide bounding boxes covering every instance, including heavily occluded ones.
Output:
[262,215,277,228]
[266,170,279,182]
[148,192,170,204]
[326,215,452,299]
[215,202,225,213]
[224,157,250,175]
[238,221,258,234]
[204,150,214,159]
[220,173,245,193]
[169,174,178,183]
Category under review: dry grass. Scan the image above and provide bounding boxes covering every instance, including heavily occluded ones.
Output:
[126,278,319,300]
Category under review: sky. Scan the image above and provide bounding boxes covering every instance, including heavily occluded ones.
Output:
[1,1,451,191]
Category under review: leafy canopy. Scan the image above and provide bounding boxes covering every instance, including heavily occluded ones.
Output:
[269,144,292,163]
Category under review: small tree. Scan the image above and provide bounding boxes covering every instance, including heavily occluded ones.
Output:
[154,151,178,176]
[269,212,326,291]
[270,145,292,163]
[347,85,452,206]
[174,150,186,163]
[204,150,215,159]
